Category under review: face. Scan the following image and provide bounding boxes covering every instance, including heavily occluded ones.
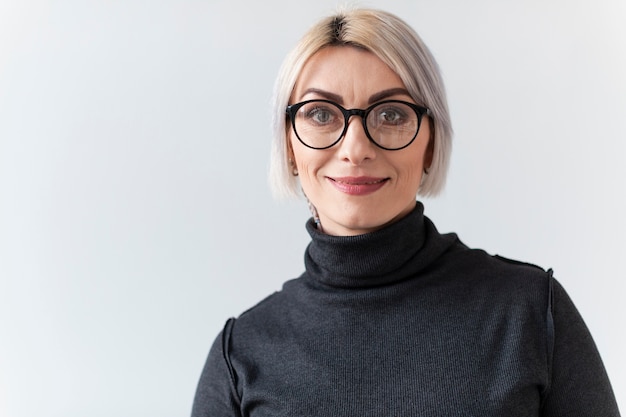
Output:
[289,46,432,236]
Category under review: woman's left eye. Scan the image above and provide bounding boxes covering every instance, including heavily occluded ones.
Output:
[381,110,401,122]
[377,108,406,124]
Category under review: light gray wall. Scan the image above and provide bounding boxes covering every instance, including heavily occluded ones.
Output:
[1,0,624,415]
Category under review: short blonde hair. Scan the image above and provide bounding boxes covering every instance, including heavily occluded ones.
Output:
[269,8,452,198]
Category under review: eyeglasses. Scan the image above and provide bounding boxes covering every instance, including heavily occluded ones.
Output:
[286,99,430,150]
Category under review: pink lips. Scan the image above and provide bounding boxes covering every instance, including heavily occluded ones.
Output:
[327,176,389,195]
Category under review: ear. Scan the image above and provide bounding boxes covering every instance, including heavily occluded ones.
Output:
[287,135,296,162]
[423,123,435,170]
[287,138,300,176]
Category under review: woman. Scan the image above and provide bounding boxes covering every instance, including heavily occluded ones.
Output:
[192,8,620,416]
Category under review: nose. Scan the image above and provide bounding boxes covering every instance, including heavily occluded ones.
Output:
[337,116,377,165]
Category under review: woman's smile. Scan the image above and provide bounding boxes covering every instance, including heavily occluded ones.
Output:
[326,176,390,195]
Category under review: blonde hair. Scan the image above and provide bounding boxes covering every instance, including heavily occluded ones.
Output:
[269,8,452,198]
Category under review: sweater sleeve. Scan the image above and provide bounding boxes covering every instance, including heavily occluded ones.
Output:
[191,319,242,417]
[542,278,621,416]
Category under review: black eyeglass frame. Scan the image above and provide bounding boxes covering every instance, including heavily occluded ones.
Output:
[285,99,431,151]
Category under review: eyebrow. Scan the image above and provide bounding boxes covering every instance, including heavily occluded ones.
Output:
[299,87,412,106]
[368,88,412,104]
[300,88,343,103]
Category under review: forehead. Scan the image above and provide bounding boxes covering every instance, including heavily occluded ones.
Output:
[292,46,407,104]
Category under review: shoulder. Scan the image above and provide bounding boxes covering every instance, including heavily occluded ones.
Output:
[437,242,553,306]
[446,240,550,280]
[224,276,305,336]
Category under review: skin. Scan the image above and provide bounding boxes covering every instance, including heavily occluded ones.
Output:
[289,46,432,236]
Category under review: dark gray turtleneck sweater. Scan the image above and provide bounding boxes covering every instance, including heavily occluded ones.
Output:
[191,203,620,416]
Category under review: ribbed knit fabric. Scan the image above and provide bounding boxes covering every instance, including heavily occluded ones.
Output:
[191,202,620,417]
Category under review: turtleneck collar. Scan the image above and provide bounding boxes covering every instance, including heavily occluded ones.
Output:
[303,202,458,289]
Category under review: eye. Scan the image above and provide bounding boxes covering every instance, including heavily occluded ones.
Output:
[301,105,339,126]
[375,106,408,126]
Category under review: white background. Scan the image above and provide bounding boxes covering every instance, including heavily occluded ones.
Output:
[1,0,624,415]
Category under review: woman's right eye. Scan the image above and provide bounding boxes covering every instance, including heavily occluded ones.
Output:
[302,106,336,125]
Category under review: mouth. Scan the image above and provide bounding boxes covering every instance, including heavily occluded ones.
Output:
[327,176,390,195]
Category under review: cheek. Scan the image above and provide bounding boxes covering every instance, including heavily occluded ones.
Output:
[401,168,423,191]
[290,142,319,181]
[290,135,328,177]
[391,154,425,191]
[293,153,321,183]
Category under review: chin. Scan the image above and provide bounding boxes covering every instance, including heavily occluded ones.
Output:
[316,197,416,235]
[327,212,398,236]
